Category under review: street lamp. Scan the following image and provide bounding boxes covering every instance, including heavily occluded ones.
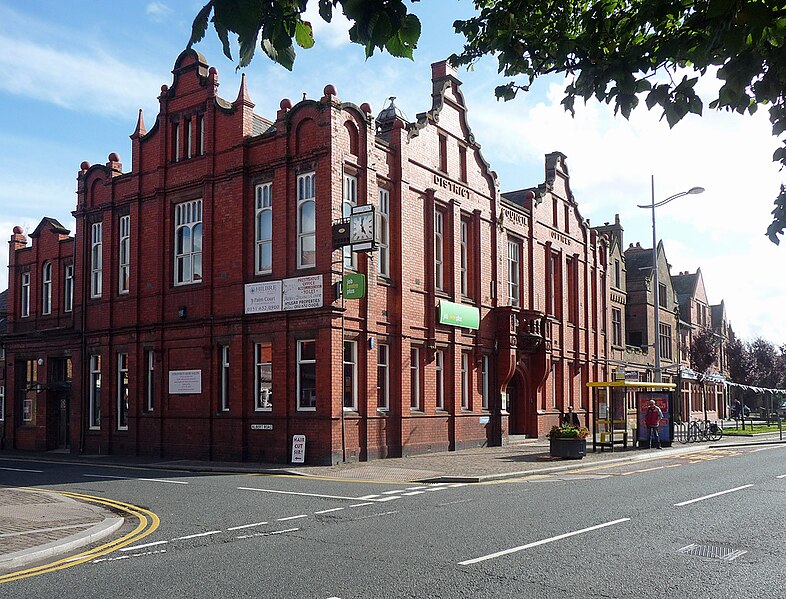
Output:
[637,176,704,383]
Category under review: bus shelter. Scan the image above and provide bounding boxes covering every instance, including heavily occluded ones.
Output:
[586,381,676,452]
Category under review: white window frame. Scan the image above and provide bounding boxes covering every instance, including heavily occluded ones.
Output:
[435,349,444,410]
[185,118,193,159]
[41,262,52,315]
[91,222,102,298]
[64,264,74,312]
[198,115,205,155]
[174,199,203,285]
[297,339,317,411]
[119,215,130,294]
[460,220,468,296]
[611,307,622,346]
[481,355,489,410]
[434,208,444,291]
[410,347,421,410]
[297,173,316,269]
[220,345,230,412]
[461,351,470,410]
[89,355,101,430]
[342,173,357,269]
[377,343,389,411]
[508,238,520,307]
[255,183,273,274]
[21,272,30,318]
[117,353,128,431]
[0,385,5,421]
[174,122,180,162]
[145,350,154,412]
[255,342,273,411]
[343,340,358,411]
[377,188,390,277]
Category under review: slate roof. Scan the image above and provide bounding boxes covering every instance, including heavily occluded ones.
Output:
[30,217,70,238]
[671,272,697,299]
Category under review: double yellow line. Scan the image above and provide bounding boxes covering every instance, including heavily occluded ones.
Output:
[0,490,160,584]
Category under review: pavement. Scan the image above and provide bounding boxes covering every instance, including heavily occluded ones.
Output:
[1,428,783,573]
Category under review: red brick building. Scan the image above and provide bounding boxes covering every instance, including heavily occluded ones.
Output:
[2,51,613,464]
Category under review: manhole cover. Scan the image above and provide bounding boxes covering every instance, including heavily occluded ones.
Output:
[678,543,747,561]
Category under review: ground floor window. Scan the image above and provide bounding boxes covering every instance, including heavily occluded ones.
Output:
[297,340,316,410]
[343,341,357,410]
[220,345,230,412]
[481,355,489,410]
[410,347,421,410]
[255,342,272,411]
[90,355,101,429]
[461,352,470,410]
[117,353,128,430]
[377,343,389,410]
[20,359,38,425]
[0,385,4,420]
[435,350,444,410]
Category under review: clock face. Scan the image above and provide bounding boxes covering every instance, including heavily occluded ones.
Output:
[350,212,374,243]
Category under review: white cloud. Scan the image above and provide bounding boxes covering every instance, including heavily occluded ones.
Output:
[146,2,173,22]
[304,3,351,48]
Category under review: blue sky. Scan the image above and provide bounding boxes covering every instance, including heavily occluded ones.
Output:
[1,1,784,344]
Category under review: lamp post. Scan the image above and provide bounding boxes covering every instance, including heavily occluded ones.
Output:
[637,177,704,383]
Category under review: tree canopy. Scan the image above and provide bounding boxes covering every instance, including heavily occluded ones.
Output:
[188,0,786,244]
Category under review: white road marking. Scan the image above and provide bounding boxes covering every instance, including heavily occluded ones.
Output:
[276,514,308,521]
[350,502,374,508]
[315,507,345,514]
[448,483,468,488]
[375,496,401,502]
[227,521,269,531]
[83,474,188,484]
[93,549,167,563]
[425,487,447,492]
[402,491,425,496]
[0,467,43,473]
[382,489,406,494]
[175,531,222,541]
[674,484,754,507]
[236,527,299,540]
[120,540,169,552]
[776,474,786,479]
[458,518,631,565]
[357,494,381,500]
[237,487,361,501]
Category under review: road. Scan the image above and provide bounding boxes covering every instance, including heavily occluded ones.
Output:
[2,445,785,598]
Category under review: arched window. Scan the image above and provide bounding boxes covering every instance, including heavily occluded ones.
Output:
[344,121,359,156]
[42,262,52,314]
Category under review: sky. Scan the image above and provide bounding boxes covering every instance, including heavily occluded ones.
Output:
[1,1,784,345]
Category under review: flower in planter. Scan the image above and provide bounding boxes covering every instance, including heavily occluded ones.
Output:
[548,423,590,439]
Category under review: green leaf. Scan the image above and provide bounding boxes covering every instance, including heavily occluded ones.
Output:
[295,20,314,49]
[214,20,233,61]
[188,1,214,48]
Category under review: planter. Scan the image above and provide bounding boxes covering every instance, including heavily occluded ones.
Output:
[549,437,587,459]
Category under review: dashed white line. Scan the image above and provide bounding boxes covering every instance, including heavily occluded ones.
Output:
[776,474,786,479]
[357,494,381,500]
[120,540,169,552]
[402,491,425,496]
[315,507,345,514]
[237,487,360,500]
[227,521,269,531]
[459,518,631,565]
[175,531,222,541]
[94,549,167,563]
[674,484,754,507]
[276,514,309,521]
[375,496,401,502]
[83,474,188,484]
[236,527,299,540]
[382,489,406,495]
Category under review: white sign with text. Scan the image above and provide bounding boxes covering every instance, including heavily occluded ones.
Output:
[169,370,202,394]
[245,280,283,314]
[282,275,323,311]
[291,434,306,463]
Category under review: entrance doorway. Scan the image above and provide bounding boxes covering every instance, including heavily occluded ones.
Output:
[56,392,70,449]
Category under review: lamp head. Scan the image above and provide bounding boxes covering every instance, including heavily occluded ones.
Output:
[687,186,705,195]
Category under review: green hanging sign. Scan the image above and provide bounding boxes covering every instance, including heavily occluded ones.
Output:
[343,274,366,299]
[437,300,480,330]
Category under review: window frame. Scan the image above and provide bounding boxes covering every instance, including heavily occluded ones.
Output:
[611,307,623,346]
[64,264,74,312]
[0,385,5,421]
[410,347,421,411]
[145,350,155,412]
[461,351,471,410]
[435,349,445,410]
[659,323,673,360]
[255,342,273,411]
[20,271,30,318]
[89,354,101,430]
[434,208,444,291]
[174,199,203,286]
[117,352,129,431]
[119,215,130,294]
[90,222,102,298]
[343,340,358,411]
[296,173,316,269]
[377,343,389,411]
[377,188,390,277]
[507,238,520,307]
[219,345,230,412]
[460,219,469,297]
[41,262,52,315]
[342,172,358,270]
[255,183,273,274]
[481,355,489,410]
[297,339,317,411]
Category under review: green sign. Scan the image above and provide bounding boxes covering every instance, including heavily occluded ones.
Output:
[437,300,480,330]
[343,274,366,299]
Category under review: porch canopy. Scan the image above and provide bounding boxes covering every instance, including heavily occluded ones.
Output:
[586,381,676,453]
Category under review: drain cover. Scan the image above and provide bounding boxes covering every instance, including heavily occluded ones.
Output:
[678,543,747,561]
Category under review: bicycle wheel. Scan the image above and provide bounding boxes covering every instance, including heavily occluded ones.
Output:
[677,423,689,444]
[709,422,723,442]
